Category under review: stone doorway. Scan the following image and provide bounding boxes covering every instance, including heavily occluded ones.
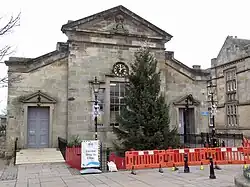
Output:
[179,108,195,144]
[27,107,49,148]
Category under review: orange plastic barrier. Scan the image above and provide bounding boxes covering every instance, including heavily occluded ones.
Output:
[125,147,250,170]
[243,137,250,147]
[125,150,166,170]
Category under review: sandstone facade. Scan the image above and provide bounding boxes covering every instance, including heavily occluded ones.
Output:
[3,5,250,155]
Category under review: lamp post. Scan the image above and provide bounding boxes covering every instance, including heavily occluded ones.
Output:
[92,76,100,140]
[184,94,194,146]
[207,80,217,147]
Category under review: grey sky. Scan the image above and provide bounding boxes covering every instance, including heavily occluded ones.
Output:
[0,0,250,111]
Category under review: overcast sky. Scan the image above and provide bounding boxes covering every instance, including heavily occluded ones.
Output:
[0,0,250,112]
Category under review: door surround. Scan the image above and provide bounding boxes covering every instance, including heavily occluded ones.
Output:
[20,90,56,149]
[22,103,54,148]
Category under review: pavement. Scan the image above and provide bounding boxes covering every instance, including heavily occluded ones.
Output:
[0,163,244,187]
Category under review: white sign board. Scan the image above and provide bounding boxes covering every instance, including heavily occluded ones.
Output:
[81,140,100,168]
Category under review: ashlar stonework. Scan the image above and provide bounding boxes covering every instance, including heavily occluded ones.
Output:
[4,5,250,155]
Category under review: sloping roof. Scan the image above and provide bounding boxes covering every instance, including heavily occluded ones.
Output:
[61,5,172,40]
[216,36,250,59]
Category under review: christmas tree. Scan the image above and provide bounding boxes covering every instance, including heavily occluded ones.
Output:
[113,47,179,151]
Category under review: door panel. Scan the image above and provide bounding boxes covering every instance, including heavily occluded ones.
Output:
[27,107,49,148]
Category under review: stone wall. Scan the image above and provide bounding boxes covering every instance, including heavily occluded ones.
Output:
[67,37,166,146]
[0,136,6,158]
[164,59,210,133]
[6,57,68,155]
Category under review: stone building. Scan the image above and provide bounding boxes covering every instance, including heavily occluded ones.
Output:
[211,36,250,135]
[3,5,249,155]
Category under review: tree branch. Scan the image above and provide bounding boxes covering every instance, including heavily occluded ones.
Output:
[0,12,20,36]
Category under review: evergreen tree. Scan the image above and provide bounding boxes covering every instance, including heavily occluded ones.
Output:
[113,47,179,151]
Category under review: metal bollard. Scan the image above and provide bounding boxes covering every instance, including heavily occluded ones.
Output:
[209,157,216,179]
[184,153,190,173]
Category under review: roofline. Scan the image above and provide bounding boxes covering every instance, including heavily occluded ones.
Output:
[61,5,173,39]
[211,55,250,69]
[165,51,210,76]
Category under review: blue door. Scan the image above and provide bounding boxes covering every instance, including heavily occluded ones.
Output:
[27,107,49,148]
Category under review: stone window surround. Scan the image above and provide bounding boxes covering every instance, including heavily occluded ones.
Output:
[21,103,55,149]
[225,68,237,102]
[224,67,238,127]
[225,103,238,127]
[110,81,126,127]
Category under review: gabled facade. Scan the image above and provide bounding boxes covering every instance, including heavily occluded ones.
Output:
[4,5,250,155]
[211,36,250,135]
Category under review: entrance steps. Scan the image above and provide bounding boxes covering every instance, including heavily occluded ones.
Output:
[16,148,65,165]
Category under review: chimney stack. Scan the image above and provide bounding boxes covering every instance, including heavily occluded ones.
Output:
[192,65,201,70]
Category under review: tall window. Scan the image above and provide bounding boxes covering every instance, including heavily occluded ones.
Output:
[226,104,238,126]
[110,82,125,127]
[225,68,238,126]
[225,69,237,101]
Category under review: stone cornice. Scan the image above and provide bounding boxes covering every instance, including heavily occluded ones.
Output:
[65,28,165,41]
[216,126,250,130]
[7,51,68,73]
[212,68,250,81]
[68,40,166,50]
[217,101,250,108]
[211,56,250,70]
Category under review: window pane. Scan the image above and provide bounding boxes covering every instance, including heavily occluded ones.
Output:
[226,72,230,81]
[233,80,237,90]
[110,82,126,126]
[227,106,230,114]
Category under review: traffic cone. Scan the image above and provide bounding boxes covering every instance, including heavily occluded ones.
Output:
[172,163,178,171]
[131,166,136,175]
[244,164,248,169]
[159,164,163,173]
[200,162,204,170]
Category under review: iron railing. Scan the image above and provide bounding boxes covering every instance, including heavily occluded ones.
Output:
[58,137,67,159]
[177,133,243,148]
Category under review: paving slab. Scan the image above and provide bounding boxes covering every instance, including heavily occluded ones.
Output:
[4,163,246,187]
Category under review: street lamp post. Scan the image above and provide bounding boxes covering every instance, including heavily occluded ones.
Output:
[184,94,194,146]
[207,80,217,147]
[92,76,100,140]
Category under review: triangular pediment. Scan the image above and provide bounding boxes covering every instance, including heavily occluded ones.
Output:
[173,94,200,106]
[21,90,56,104]
[61,5,172,41]
[215,36,250,66]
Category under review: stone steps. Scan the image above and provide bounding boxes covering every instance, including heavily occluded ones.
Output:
[16,148,65,165]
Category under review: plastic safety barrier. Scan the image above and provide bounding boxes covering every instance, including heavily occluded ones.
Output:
[125,147,250,170]
[125,150,166,170]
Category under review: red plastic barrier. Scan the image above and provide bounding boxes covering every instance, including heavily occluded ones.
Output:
[109,152,126,170]
[125,150,166,170]
[66,146,81,170]
[243,137,250,147]
[125,146,250,170]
